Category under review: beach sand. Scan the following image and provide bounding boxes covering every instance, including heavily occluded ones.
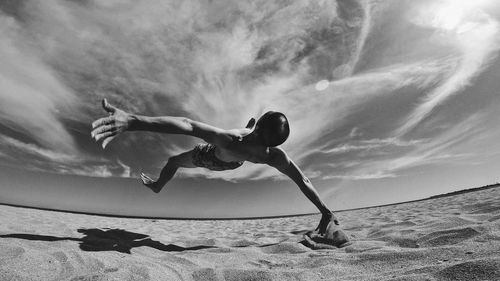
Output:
[0,186,499,281]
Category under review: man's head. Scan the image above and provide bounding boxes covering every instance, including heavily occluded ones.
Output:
[253,111,290,147]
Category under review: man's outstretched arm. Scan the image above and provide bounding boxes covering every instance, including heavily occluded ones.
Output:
[91,99,227,148]
[267,148,339,234]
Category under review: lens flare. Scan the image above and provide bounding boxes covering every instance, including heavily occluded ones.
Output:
[315,80,330,91]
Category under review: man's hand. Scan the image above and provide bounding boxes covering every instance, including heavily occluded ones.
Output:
[315,211,340,235]
[245,118,256,129]
[91,99,132,149]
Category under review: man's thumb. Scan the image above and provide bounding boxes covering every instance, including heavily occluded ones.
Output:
[102,98,116,113]
[246,118,256,129]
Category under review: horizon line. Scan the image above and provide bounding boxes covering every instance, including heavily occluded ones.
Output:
[1,183,498,221]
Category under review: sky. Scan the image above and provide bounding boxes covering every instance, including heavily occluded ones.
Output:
[1,0,500,218]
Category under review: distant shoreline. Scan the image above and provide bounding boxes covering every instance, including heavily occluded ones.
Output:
[1,183,498,221]
[335,183,500,212]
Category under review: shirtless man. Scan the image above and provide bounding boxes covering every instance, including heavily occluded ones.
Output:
[91,99,340,235]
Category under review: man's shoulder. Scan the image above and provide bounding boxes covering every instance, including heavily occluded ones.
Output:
[267,146,286,156]
[264,147,289,167]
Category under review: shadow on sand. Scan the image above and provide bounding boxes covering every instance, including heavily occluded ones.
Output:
[0,228,215,254]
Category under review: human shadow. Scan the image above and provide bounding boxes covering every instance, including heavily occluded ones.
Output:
[0,228,215,254]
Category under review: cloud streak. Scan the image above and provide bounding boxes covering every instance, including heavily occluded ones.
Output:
[0,14,78,153]
[396,0,500,135]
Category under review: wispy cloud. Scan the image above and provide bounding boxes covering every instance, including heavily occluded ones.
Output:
[321,113,486,182]
[0,135,127,178]
[0,135,77,163]
[0,15,78,153]
[322,137,424,155]
[396,1,500,135]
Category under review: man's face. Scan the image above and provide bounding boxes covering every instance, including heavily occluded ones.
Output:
[254,113,269,132]
[247,119,267,146]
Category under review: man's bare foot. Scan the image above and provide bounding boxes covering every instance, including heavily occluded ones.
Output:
[140,173,162,193]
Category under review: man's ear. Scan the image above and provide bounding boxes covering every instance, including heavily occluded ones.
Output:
[245,118,256,129]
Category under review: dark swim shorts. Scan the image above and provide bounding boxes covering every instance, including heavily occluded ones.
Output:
[192,143,243,171]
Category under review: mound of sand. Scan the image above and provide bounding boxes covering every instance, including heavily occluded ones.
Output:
[1,186,499,280]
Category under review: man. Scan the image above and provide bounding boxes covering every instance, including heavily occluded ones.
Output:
[91,99,340,235]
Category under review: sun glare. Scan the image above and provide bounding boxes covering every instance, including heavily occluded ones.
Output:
[427,0,490,32]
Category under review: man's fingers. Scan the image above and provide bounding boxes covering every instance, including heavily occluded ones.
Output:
[91,125,114,138]
[102,98,117,114]
[245,118,256,129]
[92,117,114,129]
[94,130,117,142]
[101,136,116,149]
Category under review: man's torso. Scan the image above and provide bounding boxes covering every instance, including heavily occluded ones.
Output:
[215,141,268,164]
[208,128,282,166]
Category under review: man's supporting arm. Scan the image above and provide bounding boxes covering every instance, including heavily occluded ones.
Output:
[267,148,339,234]
[268,148,331,214]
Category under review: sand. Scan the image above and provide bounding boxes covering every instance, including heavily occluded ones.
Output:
[0,186,499,281]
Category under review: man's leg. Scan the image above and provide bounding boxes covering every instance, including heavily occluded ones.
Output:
[141,149,196,193]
